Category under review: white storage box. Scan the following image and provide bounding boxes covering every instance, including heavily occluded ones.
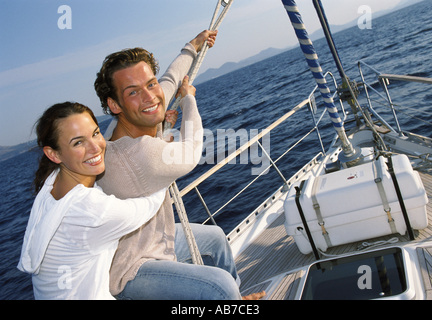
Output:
[284,154,428,255]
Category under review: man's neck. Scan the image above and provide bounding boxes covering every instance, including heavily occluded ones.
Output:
[110,117,158,141]
[110,122,157,141]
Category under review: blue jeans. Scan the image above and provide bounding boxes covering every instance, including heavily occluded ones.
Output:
[115,223,242,300]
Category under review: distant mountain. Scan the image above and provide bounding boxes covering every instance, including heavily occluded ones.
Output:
[0,114,112,162]
[194,0,423,85]
[0,141,37,162]
[193,23,354,85]
[194,47,288,85]
[1,0,421,160]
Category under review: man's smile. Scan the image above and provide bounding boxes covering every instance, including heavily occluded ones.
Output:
[142,103,159,114]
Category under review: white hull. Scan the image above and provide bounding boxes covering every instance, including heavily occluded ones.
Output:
[176,67,432,299]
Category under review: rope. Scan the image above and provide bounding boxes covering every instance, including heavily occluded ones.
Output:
[357,237,399,251]
[167,0,234,265]
[163,0,234,133]
[282,2,343,131]
[170,181,203,265]
[297,226,399,257]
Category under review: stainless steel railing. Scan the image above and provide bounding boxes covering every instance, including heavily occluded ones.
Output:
[174,72,344,225]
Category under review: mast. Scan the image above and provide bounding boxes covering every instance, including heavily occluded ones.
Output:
[311,0,389,149]
[312,0,361,125]
[281,0,361,166]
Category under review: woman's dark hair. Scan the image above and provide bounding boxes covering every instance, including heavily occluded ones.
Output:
[94,47,159,116]
[33,102,98,194]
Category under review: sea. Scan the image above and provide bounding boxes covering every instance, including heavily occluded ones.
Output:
[2,1,432,300]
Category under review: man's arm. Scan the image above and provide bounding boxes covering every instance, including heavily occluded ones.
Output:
[159,43,196,109]
[150,76,202,191]
[159,30,218,110]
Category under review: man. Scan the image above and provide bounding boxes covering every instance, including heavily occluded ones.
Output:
[94,30,243,299]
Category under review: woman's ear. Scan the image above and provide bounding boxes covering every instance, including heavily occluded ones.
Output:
[107,97,122,115]
[43,146,62,164]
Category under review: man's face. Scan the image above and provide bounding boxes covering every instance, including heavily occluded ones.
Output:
[110,61,165,136]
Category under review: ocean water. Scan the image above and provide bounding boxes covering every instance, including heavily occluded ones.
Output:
[2,1,432,300]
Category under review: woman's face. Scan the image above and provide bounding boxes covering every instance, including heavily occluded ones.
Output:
[48,112,106,181]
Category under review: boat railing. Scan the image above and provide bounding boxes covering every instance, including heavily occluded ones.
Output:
[358,60,432,136]
[176,72,345,226]
[308,71,347,156]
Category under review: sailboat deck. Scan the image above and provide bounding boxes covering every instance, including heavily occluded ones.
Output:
[236,168,432,299]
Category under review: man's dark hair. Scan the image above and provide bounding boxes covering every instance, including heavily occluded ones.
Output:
[94,48,160,115]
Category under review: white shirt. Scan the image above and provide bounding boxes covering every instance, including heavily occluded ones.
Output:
[18,169,166,300]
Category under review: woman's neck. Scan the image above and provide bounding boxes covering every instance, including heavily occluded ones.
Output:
[51,167,96,200]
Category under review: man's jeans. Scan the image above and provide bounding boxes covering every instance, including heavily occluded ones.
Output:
[115,223,242,300]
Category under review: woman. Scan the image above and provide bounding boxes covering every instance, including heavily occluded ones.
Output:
[17,102,166,300]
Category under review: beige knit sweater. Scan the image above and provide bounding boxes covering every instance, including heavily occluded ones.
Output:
[97,43,203,295]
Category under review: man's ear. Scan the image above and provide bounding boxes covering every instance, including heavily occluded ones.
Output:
[43,146,62,164]
[107,97,122,115]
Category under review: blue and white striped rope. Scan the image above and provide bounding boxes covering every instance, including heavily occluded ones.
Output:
[282,0,344,132]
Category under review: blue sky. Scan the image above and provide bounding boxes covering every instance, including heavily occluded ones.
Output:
[0,0,418,146]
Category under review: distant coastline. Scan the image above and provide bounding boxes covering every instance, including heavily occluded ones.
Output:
[0,114,111,162]
[0,141,37,163]
[194,0,420,84]
[0,0,421,159]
